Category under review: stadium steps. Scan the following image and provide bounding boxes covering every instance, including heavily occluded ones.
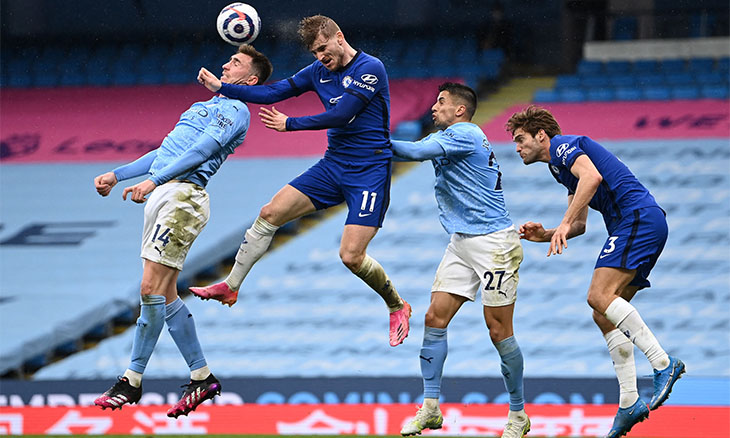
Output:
[473,76,556,127]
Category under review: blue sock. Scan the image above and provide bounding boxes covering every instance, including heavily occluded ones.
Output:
[421,326,448,399]
[495,336,525,411]
[128,294,166,373]
[166,298,207,371]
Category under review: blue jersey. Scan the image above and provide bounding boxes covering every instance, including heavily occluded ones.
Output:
[548,135,659,232]
[150,96,250,187]
[394,122,513,235]
[218,51,391,163]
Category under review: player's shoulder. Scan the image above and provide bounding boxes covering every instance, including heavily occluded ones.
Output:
[445,122,484,141]
[352,51,386,73]
[215,96,251,123]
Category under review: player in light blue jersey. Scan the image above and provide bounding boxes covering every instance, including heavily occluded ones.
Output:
[91,44,273,418]
[393,83,529,438]
[192,15,411,347]
[507,106,684,438]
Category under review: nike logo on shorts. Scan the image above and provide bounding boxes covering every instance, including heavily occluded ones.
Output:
[358,212,372,217]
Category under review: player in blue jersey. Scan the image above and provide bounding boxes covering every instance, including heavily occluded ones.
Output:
[392,83,529,438]
[91,45,273,418]
[506,106,685,438]
[192,15,411,347]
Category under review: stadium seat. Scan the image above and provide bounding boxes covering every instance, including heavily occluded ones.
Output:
[700,84,730,99]
[577,59,603,75]
[533,88,560,102]
[659,58,687,73]
[695,71,727,86]
[559,88,587,102]
[612,16,638,40]
[586,87,615,102]
[614,86,642,101]
[664,72,695,86]
[631,60,659,74]
[608,73,637,87]
[687,57,716,72]
[635,73,665,87]
[580,75,608,88]
[604,60,631,74]
[555,75,581,89]
[670,85,700,100]
[642,85,671,100]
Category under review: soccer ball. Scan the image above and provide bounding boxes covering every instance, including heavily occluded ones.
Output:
[216,3,261,46]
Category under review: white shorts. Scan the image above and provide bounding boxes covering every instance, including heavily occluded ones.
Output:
[431,226,523,307]
[141,181,210,270]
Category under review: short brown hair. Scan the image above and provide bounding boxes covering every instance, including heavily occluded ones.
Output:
[505,105,562,138]
[237,44,273,84]
[298,15,340,49]
[439,82,477,120]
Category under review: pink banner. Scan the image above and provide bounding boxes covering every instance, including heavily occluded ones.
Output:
[482,99,730,144]
[1,403,728,436]
[0,79,449,163]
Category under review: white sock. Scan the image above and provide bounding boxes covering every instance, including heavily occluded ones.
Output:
[604,329,639,408]
[508,408,527,421]
[355,255,403,311]
[422,397,440,411]
[224,217,278,290]
[191,365,211,381]
[605,298,670,370]
[123,369,143,388]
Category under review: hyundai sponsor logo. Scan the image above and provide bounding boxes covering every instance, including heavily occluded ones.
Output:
[360,74,378,85]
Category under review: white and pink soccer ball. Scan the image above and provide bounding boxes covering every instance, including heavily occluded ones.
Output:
[217,2,261,46]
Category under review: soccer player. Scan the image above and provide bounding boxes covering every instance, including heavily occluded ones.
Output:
[506,105,685,438]
[393,83,530,438]
[192,15,411,347]
[91,45,273,417]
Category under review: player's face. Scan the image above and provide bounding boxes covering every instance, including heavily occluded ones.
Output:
[431,91,459,129]
[222,53,255,85]
[512,128,544,165]
[310,32,345,71]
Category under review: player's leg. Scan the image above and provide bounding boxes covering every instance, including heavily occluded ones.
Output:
[401,291,464,436]
[476,228,529,438]
[190,184,316,304]
[94,260,177,410]
[594,285,650,438]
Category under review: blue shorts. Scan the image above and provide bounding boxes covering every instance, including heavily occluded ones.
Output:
[595,206,668,289]
[289,157,391,227]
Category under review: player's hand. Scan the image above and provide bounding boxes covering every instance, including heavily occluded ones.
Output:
[122,179,157,204]
[198,67,222,92]
[94,172,118,197]
[548,222,571,257]
[519,221,547,242]
[259,106,288,132]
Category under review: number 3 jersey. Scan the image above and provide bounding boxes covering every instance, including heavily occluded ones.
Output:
[547,135,660,233]
[402,122,513,235]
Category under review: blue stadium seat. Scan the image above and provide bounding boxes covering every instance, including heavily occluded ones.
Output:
[687,57,716,72]
[664,72,695,86]
[604,60,631,74]
[659,59,687,73]
[614,86,642,101]
[670,85,700,100]
[559,88,587,102]
[533,88,560,102]
[700,84,729,99]
[608,74,637,87]
[642,85,671,100]
[577,59,603,75]
[586,87,615,101]
[580,75,608,88]
[612,16,638,40]
[695,71,727,86]
[392,120,422,141]
[635,73,665,87]
[716,57,729,73]
[631,60,659,74]
[555,75,581,89]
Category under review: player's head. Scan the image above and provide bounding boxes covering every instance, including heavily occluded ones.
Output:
[298,15,348,71]
[221,44,273,86]
[431,82,477,129]
[505,105,561,165]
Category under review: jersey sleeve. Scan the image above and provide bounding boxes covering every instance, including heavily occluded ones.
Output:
[150,133,220,186]
[343,58,387,105]
[391,135,445,161]
[203,100,250,146]
[217,65,316,104]
[552,137,586,169]
[430,125,477,157]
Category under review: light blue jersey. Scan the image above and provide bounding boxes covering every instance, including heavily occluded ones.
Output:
[392,122,512,235]
[149,96,250,187]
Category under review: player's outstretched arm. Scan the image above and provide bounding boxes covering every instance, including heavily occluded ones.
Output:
[519,221,552,242]
[94,172,118,197]
[259,106,288,132]
[391,138,444,161]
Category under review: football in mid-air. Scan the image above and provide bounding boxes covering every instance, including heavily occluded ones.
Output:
[217,2,261,46]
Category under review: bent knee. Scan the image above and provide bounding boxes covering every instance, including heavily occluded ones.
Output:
[488,325,512,344]
[340,251,365,273]
[424,309,448,329]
